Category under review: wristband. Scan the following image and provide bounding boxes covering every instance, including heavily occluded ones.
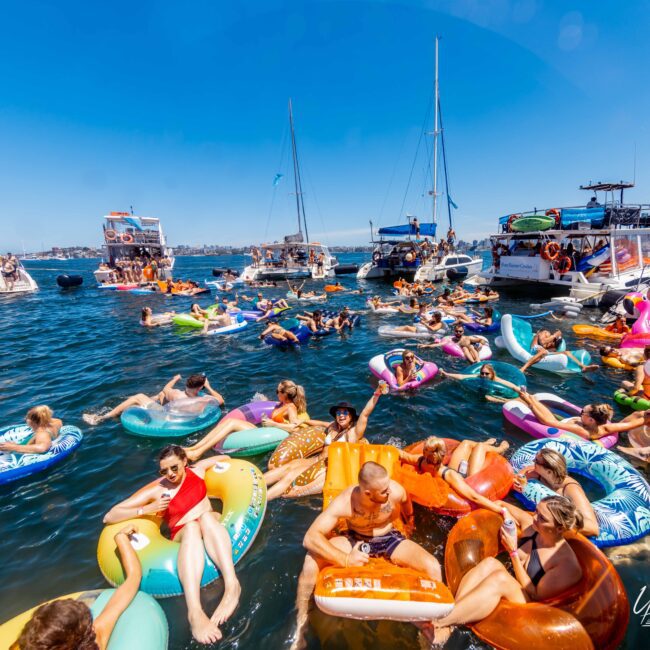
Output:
[137,507,144,517]
[508,550,518,558]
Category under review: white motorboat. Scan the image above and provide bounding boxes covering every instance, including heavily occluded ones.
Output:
[0,257,38,294]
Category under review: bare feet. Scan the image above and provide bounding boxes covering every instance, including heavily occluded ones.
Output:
[582,364,599,373]
[183,447,200,463]
[485,437,497,446]
[418,622,453,647]
[189,609,222,644]
[82,413,103,425]
[210,579,241,626]
[495,440,510,454]
[617,445,650,461]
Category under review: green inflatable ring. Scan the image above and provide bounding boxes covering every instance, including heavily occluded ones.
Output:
[614,388,650,411]
[172,305,220,328]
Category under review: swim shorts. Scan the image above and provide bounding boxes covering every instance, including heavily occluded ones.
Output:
[344,529,406,559]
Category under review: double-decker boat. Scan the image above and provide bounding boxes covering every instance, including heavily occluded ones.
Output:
[94,212,174,286]
[470,181,650,305]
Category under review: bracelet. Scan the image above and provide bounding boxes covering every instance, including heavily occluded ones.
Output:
[508,550,518,558]
[137,507,144,517]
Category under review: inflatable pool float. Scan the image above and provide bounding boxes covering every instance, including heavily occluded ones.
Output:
[324,284,344,292]
[440,335,492,360]
[205,314,248,336]
[464,314,501,334]
[444,509,629,650]
[576,243,611,272]
[0,589,168,650]
[602,355,636,371]
[319,310,361,330]
[395,438,513,516]
[263,321,312,347]
[511,437,650,547]
[120,397,222,438]
[460,360,526,400]
[366,299,400,314]
[286,291,326,302]
[500,314,591,374]
[98,458,266,597]
[0,425,83,486]
[614,388,650,411]
[620,292,650,348]
[314,443,454,621]
[377,324,443,340]
[502,392,618,448]
[268,426,327,468]
[368,348,438,391]
[572,323,624,340]
[171,305,220,328]
[217,400,289,456]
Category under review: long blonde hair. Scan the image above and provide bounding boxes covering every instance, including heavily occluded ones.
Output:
[536,448,568,485]
[541,495,584,532]
[26,405,53,429]
[277,380,307,414]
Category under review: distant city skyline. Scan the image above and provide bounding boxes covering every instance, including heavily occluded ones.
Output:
[1,1,649,251]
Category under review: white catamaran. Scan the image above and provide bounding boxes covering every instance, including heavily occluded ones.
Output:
[240,100,338,282]
[357,38,481,282]
[470,181,650,306]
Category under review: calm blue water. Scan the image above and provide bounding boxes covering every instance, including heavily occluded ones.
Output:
[1,253,647,649]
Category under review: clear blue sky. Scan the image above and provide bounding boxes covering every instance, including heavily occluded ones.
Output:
[1,0,649,251]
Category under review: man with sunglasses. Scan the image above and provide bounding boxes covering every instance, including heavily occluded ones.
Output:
[83,373,224,425]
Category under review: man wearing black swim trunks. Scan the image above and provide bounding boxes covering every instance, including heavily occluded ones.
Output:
[290,461,442,649]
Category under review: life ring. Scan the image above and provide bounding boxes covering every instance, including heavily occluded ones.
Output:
[510,437,650,547]
[541,241,561,261]
[142,265,154,280]
[104,228,117,242]
[507,214,521,232]
[97,459,267,597]
[314,443,454,622]
[553,255,572,274]
[121,232,134,244]
[545,208,561,227]
[444,509,629,650]
[396,438,513,516]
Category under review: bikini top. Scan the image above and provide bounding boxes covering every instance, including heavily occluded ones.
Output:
[518,531,546,586]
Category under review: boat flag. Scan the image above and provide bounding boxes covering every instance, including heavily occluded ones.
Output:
[448,195,458,210]
[273,173,284,186]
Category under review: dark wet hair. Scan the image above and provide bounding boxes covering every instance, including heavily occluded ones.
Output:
[18,599,97,649]
[484,306,493,317]
[158,445,187,463]
[186,374,207,389]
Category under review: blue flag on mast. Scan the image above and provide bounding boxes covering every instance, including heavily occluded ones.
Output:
[272,173,284,187]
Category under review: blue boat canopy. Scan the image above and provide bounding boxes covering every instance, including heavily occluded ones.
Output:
[378,223,436,237]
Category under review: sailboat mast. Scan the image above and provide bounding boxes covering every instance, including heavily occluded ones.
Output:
[432,37,440,225]
[288,99,310,242]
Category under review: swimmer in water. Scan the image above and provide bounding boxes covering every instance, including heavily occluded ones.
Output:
[0,405,62,455]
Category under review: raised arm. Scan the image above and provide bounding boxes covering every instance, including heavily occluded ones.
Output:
[202,378,224,405]
[93,526,143,650]
[354,390,383,439]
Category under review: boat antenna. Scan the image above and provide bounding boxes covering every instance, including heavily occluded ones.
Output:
[288,98,309,242]
[438,97,453,230]
[431,36,440,225]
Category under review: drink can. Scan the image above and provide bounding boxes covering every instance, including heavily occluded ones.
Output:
[458,460,468,476]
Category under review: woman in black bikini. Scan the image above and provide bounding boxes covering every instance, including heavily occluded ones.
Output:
[428,496,583,644]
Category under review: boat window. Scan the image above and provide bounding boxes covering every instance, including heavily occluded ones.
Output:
[445,257,459,265]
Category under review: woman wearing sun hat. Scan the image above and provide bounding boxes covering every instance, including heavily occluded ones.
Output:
[263,388,385,500]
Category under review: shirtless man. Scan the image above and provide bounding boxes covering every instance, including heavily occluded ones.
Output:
[290,462,441,649]
[83,374,224,425]
[521,328,598,373]
[605,346,650,393]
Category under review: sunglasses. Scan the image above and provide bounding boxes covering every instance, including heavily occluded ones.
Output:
[479,371,491,377]
[335,409,350,417]
[404,355,415,360]
[159,464,181,476]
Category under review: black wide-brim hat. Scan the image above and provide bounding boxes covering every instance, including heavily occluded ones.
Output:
[329,401,358,421]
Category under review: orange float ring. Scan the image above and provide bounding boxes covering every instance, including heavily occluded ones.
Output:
[120,232,134,244]
[545,208,561,227]
[553,255,572,274]
[444,509,629,650]
[142,265,154,281]
[104,229,117,242]
[395,439,513,517]
[541,241,560,261]
[506,214,521,232]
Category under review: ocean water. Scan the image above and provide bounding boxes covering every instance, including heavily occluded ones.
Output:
[1,253,648,649]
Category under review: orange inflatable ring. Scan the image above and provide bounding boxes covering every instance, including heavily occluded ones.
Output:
[143,265,154,280]
[104,229,117,242]
[444,509,629,650]
[553,255,572,274]
[121,232,134,244]
[506,214,521,232]
[314,443,454,621]
[541,241,560,261]
[545,208,561,227]
[395,439,513,517]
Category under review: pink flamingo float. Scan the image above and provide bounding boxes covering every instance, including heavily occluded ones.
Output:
[620,292,650,348]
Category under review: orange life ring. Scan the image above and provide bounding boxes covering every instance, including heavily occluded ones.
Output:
[541,241,561,261]
[143,266,154,281]
[553,255,572,274]
[104,229,117,242]
[120,232,134,244]
[395,439,513,517]
[545,208,561,227]
[444,510,629,650]
[507,214,521,232]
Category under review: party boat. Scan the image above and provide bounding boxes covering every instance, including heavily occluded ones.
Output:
[470,181,650,305]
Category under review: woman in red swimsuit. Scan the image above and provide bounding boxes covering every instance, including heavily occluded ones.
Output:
[103,446,239,645]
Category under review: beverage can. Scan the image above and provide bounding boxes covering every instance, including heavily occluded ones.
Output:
[458,460,468,476]
[378,380,389,395]
[359,542,371,555]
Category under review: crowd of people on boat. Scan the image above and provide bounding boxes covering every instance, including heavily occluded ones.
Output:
[98,254,173,284]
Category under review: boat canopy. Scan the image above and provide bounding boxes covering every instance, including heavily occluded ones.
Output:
[378,223,437,237]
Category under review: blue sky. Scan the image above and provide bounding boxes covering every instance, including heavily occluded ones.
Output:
[1,0,649,250]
